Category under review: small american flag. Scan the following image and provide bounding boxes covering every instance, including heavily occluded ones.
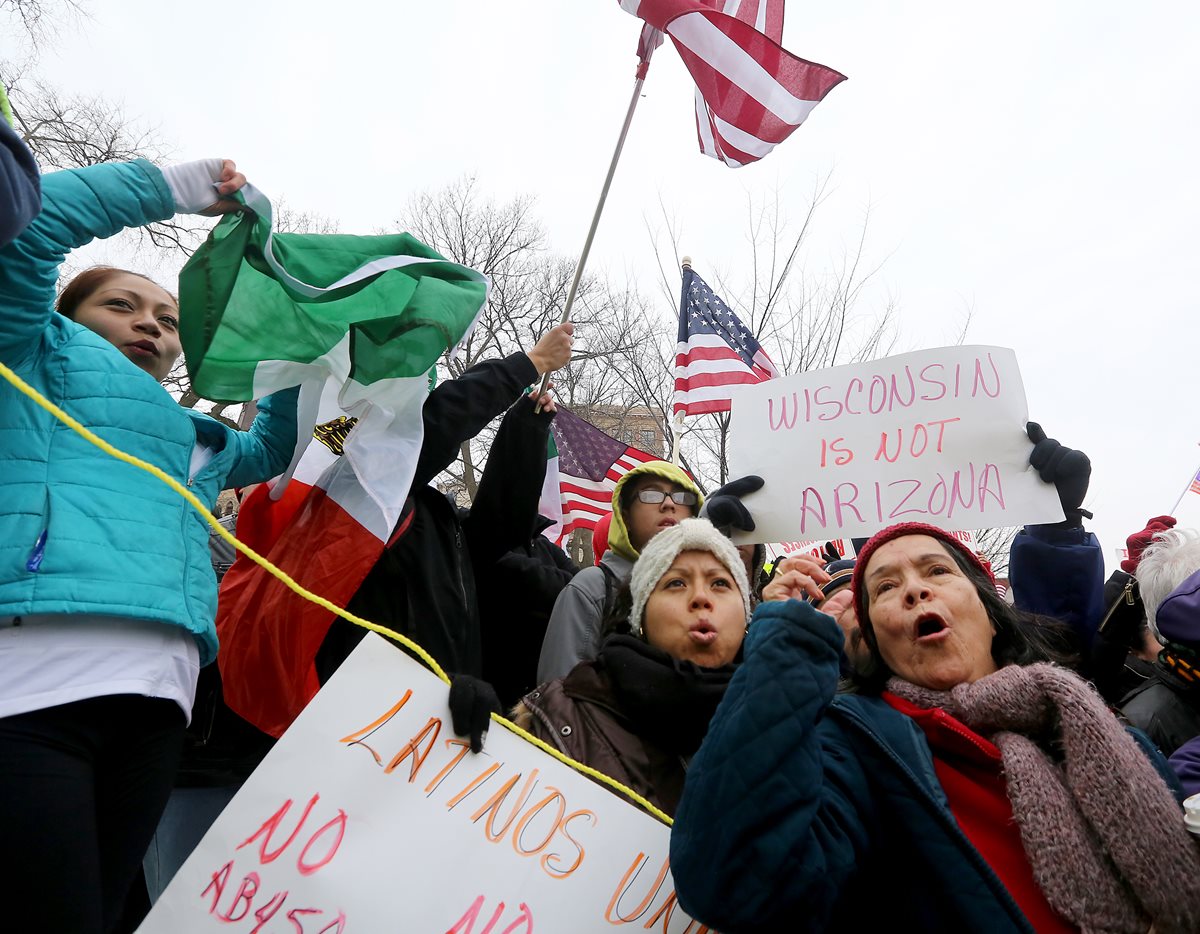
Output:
[1190,467,1200,496]
[674,266,778,416]
[549,407,659,543]
[619,0,846,167]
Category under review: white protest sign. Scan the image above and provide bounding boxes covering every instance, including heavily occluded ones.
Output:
[729,345,1063,543]
[763,539,855,562]
[763,530,980,563]
[139,634,709,933]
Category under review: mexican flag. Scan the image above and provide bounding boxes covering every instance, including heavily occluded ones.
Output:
[179,185,488,737]
[537,432,564,543]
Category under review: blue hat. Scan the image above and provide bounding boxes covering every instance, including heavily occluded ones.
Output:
[1156,568,1200,648]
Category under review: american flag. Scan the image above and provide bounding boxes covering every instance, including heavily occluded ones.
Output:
[1191,467,1200,496]
[674,266,778,416]
[548,407,659,543]
[619,0,846,167]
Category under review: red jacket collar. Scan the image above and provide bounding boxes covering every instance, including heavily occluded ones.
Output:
[882,691,1002,766]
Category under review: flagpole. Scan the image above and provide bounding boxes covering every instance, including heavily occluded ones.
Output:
[1167,446,1200,516]
[535,53,654,412]
[670,255,693,466]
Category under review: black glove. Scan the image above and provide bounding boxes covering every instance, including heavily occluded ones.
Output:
[448,674,503,754]
[700,475,764,534]
[1026,422,1093,526]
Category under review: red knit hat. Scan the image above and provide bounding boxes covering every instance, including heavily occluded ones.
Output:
[591,512,613,566]
[1121,515,1177,575]
[850,522,995,626]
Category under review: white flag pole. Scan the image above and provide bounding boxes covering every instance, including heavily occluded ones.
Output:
[1167,446,1200,516]
[535,34,660,412]
[670,255,693,466]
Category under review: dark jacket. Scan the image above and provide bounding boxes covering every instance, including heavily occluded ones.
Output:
[1009,523,1104,646]
[1090,570,1157,703]
[479,516,579,709]
[1121,665,1200,756]
[0,118,40,249]
[317,352,549,681]
[515,660,688,817]
[670,599,1180,934]
[1168,734,1200,797]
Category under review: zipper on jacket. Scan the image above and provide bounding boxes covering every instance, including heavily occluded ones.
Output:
[828,703,1037,934]
[929,707,1001,761]
[25,530,47,572]
[1097,578,1136,634]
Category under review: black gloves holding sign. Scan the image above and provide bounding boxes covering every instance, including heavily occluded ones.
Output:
[448,674,503,754]
[1026,422,1093,527]
[701,475,764,535]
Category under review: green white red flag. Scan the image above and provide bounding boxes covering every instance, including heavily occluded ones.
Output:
[178,186,488,736]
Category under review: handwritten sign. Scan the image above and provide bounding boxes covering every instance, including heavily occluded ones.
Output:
[763,539,855,562]
[138,634,711,933]
[728,346,1063,544]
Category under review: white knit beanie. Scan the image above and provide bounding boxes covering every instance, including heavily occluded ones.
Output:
[627,518,752,637]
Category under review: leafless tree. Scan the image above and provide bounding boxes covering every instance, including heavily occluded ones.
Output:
[974,526,1019,579]
[627,182,900,489]
[2,70,212,258]
[0,0,84,48]
[395,176,628,499]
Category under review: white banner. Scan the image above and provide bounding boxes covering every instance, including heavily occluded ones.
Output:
[763,538,855,562]
[139,635,706,933]
[729,345,1063,544]
[763,530,980,565]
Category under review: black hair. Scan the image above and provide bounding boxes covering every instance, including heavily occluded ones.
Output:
[600,580,636,640]
[852,544,1079,693]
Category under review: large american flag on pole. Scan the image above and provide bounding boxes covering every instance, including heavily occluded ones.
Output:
[675,265,778,416]
[547,407,659,543]
[619,0,846,167]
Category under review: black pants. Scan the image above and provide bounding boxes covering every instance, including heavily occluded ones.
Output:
[0,695,185,934]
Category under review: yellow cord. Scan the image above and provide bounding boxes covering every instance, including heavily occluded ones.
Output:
[0,359,673,827]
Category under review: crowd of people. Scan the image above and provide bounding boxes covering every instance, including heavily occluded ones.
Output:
[3,133,1200,933]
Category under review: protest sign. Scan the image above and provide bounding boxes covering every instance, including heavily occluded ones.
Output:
[728,346,1063,543]
[139,634,709,933]
[763,530,979,564]
[763,539,855,563]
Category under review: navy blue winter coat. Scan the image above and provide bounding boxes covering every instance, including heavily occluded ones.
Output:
[670,598,1177,934]
[0,119,40,248]
[1010,524,1104,644]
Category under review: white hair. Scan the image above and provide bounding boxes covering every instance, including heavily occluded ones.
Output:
[1136,528,1200,640]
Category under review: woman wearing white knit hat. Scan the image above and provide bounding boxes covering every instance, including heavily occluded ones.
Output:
[514,518,750,816]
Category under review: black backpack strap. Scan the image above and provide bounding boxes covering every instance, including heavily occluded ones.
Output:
[598,561,620,623]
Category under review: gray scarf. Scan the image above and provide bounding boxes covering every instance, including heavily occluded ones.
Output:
[887,662,1200,934]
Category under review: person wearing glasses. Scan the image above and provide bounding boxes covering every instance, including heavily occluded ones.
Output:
[537,462,703,683]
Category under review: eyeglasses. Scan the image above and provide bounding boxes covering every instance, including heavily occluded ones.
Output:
[635,489,698,506]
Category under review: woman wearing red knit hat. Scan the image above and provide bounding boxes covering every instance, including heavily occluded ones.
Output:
[670,520,1200,933]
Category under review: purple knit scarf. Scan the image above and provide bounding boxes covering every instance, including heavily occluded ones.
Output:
[887,663,1200,934]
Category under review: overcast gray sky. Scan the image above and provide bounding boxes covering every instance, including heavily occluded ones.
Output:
[6,0,1199,571]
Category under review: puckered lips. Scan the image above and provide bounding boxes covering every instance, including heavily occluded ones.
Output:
[913,612,950,644]
[125,339,159,359]
[688,618,718,646]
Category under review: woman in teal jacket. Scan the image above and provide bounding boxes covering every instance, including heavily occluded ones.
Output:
[0,157,298,933]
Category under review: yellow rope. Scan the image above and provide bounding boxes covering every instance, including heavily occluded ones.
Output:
[0,359,673,826]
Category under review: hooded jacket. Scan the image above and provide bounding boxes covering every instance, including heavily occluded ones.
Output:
[535,461,702,683]
[0,160,297,665]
